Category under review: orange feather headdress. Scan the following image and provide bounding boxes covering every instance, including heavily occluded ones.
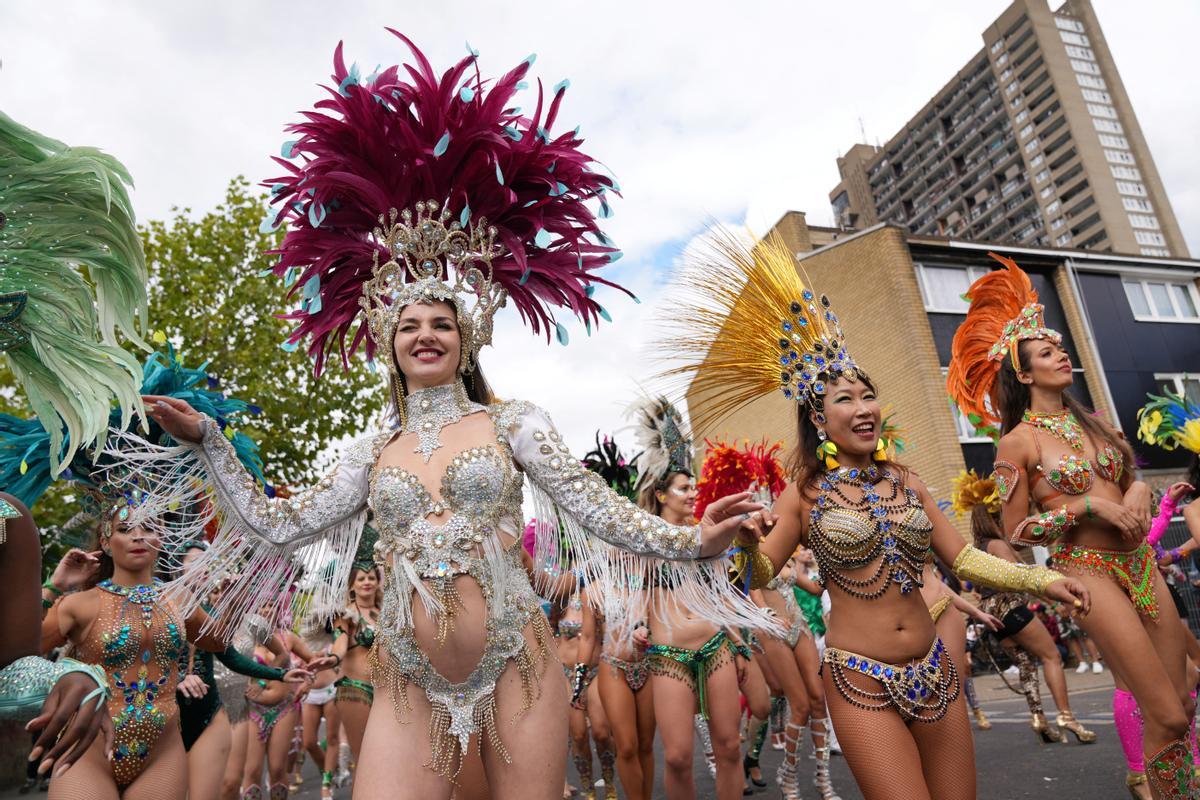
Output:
[946,253,1061,429]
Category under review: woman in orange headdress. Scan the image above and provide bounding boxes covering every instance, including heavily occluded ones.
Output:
[948,254,1194,799]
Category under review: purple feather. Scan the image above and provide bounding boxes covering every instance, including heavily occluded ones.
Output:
[265,32,624,373]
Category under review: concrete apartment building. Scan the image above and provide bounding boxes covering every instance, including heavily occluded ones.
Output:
[829,0,1188,259]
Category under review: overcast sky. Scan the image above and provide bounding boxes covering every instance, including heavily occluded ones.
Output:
[4,0,1197,462]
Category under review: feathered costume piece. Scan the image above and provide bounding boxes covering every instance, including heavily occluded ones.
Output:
[629,396,693,498]
[1138,392,1200,454]
[0,112,148,475]
[0,344,265,548]
[660,229,866,432]
[946,253,1061,431]
[581,433,637,501]
[693,439,787,521]
[950,469,1000,516]
[266,31,625,376]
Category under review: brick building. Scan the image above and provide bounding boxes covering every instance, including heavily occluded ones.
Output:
[829,0,1188,258]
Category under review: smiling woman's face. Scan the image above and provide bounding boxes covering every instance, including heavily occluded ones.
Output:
[812,376,882,459]
[392,301,461,390]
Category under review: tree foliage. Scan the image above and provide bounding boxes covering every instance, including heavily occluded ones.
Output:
[141,176,385,486]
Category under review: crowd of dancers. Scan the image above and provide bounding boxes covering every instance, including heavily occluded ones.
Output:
[2,26,1200,800]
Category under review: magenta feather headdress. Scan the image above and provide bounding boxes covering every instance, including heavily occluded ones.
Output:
[266,30,626,373]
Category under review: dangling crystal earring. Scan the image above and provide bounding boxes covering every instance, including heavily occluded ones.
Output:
[873,437,888,462]
[815,430,839,470]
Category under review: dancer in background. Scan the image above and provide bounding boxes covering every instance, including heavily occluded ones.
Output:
[630,399,776,800]
[948,254,1192,798]
[665,230,1089,800]
[582,435,655,800]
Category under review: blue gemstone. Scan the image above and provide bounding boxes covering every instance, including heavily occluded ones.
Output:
[798,318,808,327]
[847,656,857,668]
[803,354,813,362]
[871,665,881,676]
[782,389,793,399]
[815,356,826,366]
[860,662,870,673]
[782,321,793,332]
[803,289,814,301]
[920,687,928,698]
[848,468,859,479]
[907,689,917,700]
[884,668,894,678]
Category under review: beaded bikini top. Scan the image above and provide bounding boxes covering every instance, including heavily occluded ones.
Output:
[1026,425,1124,501]
[808,466,933,600]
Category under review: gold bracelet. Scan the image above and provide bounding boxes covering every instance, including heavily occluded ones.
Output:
[731,541,776,590]
[951,545,1061,596]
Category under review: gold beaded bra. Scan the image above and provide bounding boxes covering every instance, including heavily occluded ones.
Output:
[808,466,933,600]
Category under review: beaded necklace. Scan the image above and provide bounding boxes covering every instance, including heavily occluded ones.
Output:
[98,578,162,629]
[403,381,485,462]
[809,465,925,598]
[1022,409,1083,452]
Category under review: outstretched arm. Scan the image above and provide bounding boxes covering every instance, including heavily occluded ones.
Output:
[506,403,760,560]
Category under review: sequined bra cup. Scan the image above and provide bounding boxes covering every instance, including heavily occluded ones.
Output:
[808,466,933,600]
[1025,422,1124,501]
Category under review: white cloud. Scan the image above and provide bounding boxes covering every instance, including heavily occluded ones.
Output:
[3,0,1196,459]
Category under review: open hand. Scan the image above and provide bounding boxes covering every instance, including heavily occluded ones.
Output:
[27,671,115,779]
[177,673,209,699]
[50,549,102,592]
[142,395,205,444]
[698,493,765,558]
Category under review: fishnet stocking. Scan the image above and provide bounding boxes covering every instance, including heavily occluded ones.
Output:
[824,670,975,800]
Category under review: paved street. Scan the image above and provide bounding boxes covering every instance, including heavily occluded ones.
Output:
[0,668,1132,799]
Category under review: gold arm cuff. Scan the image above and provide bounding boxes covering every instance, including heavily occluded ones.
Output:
[951,545,1062,596]
[731,544,777,590]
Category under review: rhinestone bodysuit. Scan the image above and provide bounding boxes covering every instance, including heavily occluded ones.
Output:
[179,393,706,779]
[69,580,186,786]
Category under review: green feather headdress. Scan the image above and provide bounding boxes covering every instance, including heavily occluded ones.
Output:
[0,111,149,475]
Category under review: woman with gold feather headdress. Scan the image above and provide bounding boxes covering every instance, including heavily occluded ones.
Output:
[663,229,1089,800]
[108,34,763,799]
[951,469,1097,749]
[948,255,1196,798]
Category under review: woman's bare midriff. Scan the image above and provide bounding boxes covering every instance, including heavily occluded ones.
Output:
[649,591,720,651]
[823,578,938,665]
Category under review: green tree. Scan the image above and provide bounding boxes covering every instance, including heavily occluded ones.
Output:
[141,176,384,486]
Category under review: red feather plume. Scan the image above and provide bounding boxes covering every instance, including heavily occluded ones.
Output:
[694,438,787,520]
[266,31,626,373]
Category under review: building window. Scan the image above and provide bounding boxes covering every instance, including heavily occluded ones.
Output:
[1098,134,1129,150]
[1024,138,1040,154]
[1134,230,1167,247]
[1087,102,1117,118]
[991,38,1005,53]
[1116,181,1147,197]
[1056,232,1072,246]
[1105,149,1136,165]
[1006,81,1020,96]
[1060,31,1090,46]
[1141,247,1171,257]
[1034,169,1050,184]
[1155,373,1200,405]
[1046,200,1061,215]
[1082,88,1112,104]
[1051,216,1066,230]
[1014,109,1029,124]
[1040,185,1055,199]
[1072,60,1102,75]
[1123,197,1154,213]
[1093,118,1123,134]
[1020,123,1035,139]
[1055,17,1085,33]
[1111,165,1143,181]
[1029,153,1044,168]
[915,263,990,313]
[996,52,1009,67]
[1076,74,1108,90]
[1124,279,1199,321]
[1065,45,1095,61]
[1128,214,1160,230]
